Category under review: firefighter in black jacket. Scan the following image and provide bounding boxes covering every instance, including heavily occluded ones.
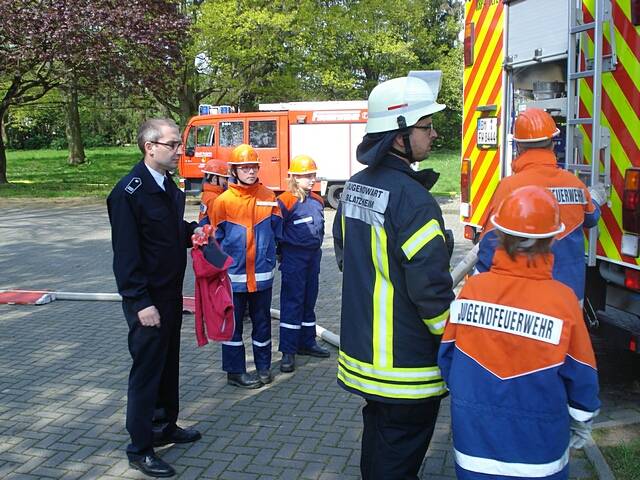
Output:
[107,118,201,478]
[333,72,455,480]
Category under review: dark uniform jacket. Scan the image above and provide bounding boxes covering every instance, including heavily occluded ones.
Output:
[333,153,454,404]
[107,160,197,312]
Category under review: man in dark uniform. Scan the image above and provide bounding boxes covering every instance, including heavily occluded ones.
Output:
[107,118,201,478]
[333,72,454,479]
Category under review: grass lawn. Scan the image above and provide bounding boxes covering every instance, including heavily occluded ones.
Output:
[1,146,140,198]
[594,425,640,480]
[0,146,461,198]
[418,149,461,196]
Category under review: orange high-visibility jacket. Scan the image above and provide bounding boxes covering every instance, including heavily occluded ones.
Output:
[198,183,225,224]
[211,182,282,293]
[477,148,600,300]
[439,249,600,479]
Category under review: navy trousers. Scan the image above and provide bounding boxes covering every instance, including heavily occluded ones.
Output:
[222,288,272,373]
[278,247,321,354]
[360,398,441,480]
[123,297,182,460]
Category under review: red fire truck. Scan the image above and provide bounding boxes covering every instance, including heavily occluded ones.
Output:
[178,101,368,208]
[461,0,640,352]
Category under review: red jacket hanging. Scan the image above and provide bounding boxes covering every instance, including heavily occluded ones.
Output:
[192,239,235,345]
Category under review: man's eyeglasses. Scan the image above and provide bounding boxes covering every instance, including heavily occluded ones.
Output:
[151,140,183,150]
[413,124,435,133]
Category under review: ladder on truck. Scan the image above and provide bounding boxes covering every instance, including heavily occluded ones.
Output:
[566,0,616,266]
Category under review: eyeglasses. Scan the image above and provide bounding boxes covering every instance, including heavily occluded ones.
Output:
[413,123,435,133]
[151,140,183,150]
[237,165,260,172]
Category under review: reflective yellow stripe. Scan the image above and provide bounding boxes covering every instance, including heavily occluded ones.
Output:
[338,368,447,400]
[341,212,346,244]
[371,225,393,367]
[338,350,442,382]
[423,309,449,335]
[401,219,444,260]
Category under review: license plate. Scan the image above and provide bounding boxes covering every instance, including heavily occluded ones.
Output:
[477,117,498,147]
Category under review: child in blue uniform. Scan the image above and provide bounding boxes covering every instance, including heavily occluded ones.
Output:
[277,155,330,373]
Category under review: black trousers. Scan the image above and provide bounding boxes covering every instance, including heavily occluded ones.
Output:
[360,398,441,480]
[123,297,182,460]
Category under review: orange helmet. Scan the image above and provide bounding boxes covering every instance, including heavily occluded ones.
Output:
[491,186,565,238]
[513,108,560,142]
[288,155,318,175]
[228,144,260,165]
[202,158,229,177]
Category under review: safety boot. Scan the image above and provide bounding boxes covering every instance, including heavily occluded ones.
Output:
[280,353,295,373]
[257,369,273,384]
[227,372,262,389]
[297,343,330,358]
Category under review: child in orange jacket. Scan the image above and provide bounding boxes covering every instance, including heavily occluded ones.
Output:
[211,144,283,389]
[439,186,600,480]
[198,158,229,225]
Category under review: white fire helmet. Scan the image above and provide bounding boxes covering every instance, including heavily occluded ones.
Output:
[365,71,446,134]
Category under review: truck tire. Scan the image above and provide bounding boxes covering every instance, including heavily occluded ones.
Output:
[327,184,344,209]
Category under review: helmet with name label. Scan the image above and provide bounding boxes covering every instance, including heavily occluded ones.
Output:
[288,155,317,175]
[228,144,260,165]
[491,186,565,238]
[513,108,560,142]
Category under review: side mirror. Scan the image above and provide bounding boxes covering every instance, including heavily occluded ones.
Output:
[185,147,195,157]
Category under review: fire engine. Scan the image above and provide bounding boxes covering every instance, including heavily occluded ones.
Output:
[461,0,640,352]
[178,101,368,208]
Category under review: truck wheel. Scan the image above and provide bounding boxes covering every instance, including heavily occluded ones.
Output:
[327,184,344,209]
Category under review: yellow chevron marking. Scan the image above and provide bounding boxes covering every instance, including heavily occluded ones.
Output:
[464,15,503,115]
[598,216,621,261]
[470,167,500,225]
[471,150,496,198]
[463,64,503,150]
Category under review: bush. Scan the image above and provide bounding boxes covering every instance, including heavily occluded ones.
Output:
[50,137,68,150]
[82,134,108,148]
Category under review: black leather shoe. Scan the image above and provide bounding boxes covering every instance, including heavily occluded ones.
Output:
[280,353,295,373]
[297,344,330,358]
[153,426,202,447]
[227,372,262,389]
[257,369,273,384]
[129,454,175,477]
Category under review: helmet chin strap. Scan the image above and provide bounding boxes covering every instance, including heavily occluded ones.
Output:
[396,115,414,163]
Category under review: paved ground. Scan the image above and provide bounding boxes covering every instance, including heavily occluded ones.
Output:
[0,198,638,479]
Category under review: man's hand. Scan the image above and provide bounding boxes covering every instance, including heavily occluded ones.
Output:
[138,305,161,327]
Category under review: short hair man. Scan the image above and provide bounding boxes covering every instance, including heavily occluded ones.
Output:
[333,72,454,479]
[107,118,201,478]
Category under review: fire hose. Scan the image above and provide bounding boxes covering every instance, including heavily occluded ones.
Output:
[1,244,479,349]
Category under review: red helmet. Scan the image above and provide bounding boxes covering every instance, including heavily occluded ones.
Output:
[491,186,565,238]
[202,158,229,177]
[228,144,260,165]
[288,155,318,175]
[513,108,560,142]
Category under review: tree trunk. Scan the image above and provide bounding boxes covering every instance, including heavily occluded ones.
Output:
[65,80,86,165]
[0,108,9,184]
[178,90,197,128]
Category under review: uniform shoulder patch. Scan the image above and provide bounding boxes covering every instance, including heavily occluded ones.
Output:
[124,177,142,194]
